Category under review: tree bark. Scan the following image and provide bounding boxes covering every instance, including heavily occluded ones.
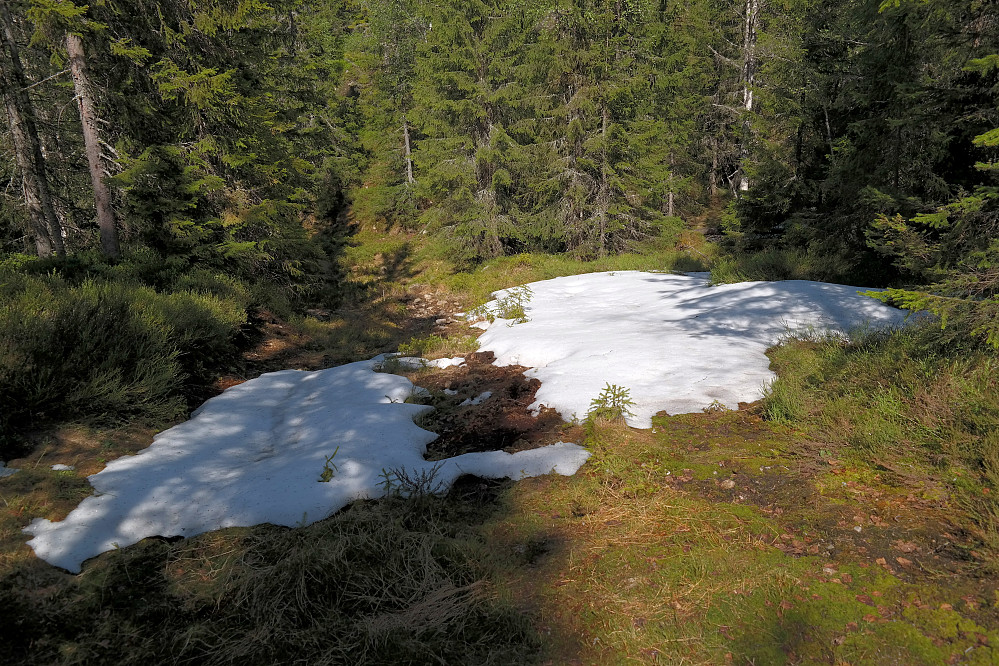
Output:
[667,173,675,218]
[402,113,415,185]
[66,31,120,259]
[0,3,64,256]
[597,105,609,258]
[709,135,719,198]
[738,0,759,193]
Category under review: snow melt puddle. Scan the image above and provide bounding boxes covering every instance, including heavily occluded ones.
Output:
[24,355,589,573]
[474,271,908,428]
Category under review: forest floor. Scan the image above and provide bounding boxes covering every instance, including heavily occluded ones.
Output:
[1,226,998,664]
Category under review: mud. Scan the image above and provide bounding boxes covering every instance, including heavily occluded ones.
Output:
[396,352,585,460]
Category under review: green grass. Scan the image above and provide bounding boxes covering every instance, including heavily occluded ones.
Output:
[484,417,999,664]
[762,322,999,564]
[5,221,999,665]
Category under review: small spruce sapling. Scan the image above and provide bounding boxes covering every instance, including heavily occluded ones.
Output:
[469,285,533,325]
[587,383,636,422]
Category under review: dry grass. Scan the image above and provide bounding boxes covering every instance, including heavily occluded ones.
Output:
[5,224,999,664]
[0,490,542,665]
[481,415,999,664]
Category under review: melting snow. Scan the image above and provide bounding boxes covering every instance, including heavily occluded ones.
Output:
[22,271,907,573]
[474,271,907,428]
[24,356,589,573]
[460,391,492,406]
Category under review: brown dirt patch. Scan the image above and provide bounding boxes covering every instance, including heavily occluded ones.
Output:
[396,352,585,460]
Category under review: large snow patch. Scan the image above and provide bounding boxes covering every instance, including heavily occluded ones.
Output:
[25,356,589,573]
[474,272,908,428]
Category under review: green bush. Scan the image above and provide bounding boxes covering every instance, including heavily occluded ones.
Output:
[0,272,248,457]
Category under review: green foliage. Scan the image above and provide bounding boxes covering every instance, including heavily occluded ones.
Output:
[0,270,247,455]
[866,188,999,349]
[397,334,444,357]
[397,333,478,358]
[587,383,636,423]
[318,446,340,482]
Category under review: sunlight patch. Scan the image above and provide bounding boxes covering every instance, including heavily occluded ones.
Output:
[24,356,589,573]
[473,272,908,428]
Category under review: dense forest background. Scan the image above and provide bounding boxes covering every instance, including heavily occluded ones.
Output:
[1,0,998,445]
[2,0,996,271]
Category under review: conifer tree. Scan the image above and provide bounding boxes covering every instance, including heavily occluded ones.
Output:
[411,0,523,262]
[0,1,63,256]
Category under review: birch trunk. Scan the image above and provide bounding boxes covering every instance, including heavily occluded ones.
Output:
[66,32,120,259]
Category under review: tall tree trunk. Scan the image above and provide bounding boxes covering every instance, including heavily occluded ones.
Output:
[709,136,719,198]
[597,105,609,258]
[667,173,675,218]
[738,0,759,193]
[402,112,415,185]
[0,4,64,257]
[66,32,120,260]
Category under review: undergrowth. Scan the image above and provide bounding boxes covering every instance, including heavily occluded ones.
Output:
[398,333,479,358]
[0,486,539,666]
[709,246,861,285]
[762,321,999,562]
[0,271,248,458]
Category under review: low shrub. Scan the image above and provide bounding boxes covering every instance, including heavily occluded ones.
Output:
[0,272,248,457]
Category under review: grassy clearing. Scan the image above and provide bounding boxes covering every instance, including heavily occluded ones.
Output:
[343,223,715,312]
[489,415,999,664]
[4,222,999,664]
[763,324,999,562]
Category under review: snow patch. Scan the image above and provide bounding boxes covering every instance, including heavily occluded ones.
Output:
[24,356,588,573]
[388,356,466,370]
[459,391,492,406]
[475,272,907,428]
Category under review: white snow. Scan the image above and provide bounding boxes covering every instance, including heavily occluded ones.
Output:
[389,356,466,370]
[51,464,75,472]
[0,461,18,478]
[21,270,908,573]
[24,356,589,573]
[474,272,907,428]
[460,391,492,406]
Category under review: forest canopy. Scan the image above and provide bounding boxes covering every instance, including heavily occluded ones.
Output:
[0,0,997,335]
